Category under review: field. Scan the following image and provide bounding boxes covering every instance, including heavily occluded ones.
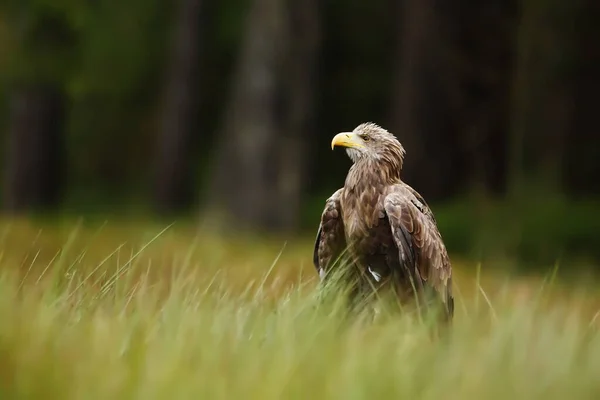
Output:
[1,216,600,399]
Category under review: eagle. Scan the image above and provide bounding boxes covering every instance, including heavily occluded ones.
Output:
[313,122,454,322]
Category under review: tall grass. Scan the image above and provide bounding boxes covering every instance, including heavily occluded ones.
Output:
[0,218,599,399]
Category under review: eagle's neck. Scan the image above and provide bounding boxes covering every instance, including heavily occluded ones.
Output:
[345,157,401,191]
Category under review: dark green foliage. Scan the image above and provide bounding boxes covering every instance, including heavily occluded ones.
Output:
[435,198,600,267]
[0,0,599,268]
[66,0,172,196]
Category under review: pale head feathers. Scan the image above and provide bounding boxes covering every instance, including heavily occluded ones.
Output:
[335,122,406,184]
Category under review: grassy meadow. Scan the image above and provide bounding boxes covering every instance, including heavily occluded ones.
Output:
[1,216,600,399]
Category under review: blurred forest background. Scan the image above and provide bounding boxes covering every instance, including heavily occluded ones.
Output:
[0,0,599,272]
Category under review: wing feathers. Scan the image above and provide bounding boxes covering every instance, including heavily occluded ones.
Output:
[313,183,453,320]
[384,185,453,314]
[313,189,346,280]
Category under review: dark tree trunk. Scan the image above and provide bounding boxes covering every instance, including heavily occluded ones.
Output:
[207,0,320,232]
[508,0,575,197]
[391,0,517,201]
[389,0,462,201]
[3,85,66,212]
[563,0,600,196]
[208,0,287,231]
[390,0,517,260]
[274,0,321,230]
[445,0,517,197]
[153,0,203,214]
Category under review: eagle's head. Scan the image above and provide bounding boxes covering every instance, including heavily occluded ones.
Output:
[331,122,406,171]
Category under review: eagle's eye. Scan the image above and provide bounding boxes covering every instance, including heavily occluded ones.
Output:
[359,133,370,142]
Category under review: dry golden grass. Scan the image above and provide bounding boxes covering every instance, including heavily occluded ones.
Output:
[0,215,599,399]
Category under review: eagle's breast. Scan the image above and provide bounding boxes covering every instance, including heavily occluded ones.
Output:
[339,157,402,272]
[341,185,393,258]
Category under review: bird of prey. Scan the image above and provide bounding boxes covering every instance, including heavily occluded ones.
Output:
[313,122,454,322]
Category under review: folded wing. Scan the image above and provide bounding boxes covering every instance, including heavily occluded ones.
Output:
[383,185,454,319]
[313,189,347,281]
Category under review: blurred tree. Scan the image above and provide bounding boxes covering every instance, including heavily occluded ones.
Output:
[275,0,321,230]
[66,0,170,204]
[389,0,462,201]
[563,0,600,196]
[153,0,204,214]
[508,0,576,197]
[3,86,66,211]
[390,0,517,201]
[448,0,516,198]
[208,0,321,231]
[1,1,78,211]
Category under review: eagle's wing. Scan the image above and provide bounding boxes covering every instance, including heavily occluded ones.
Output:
[383,184,454,318]
[313,188,346,281]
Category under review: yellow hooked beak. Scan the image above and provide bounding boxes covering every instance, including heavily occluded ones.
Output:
[331,131,364,150]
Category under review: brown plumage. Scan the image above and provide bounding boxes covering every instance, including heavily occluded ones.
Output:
[313,122,454,322]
